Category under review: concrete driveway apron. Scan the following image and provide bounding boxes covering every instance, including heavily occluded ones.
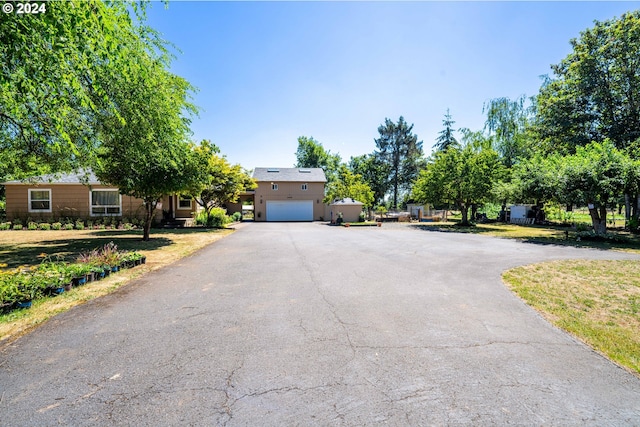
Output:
[1,223,639,426]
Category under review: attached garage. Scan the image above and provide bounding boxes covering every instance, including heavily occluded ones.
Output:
[266,200,313,222]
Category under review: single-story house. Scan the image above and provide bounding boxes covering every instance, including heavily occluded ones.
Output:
[2,171,199,223]
[251,167,327,222]
[330,198,364,223]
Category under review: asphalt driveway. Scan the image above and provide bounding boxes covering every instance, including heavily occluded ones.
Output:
[1,222,640,425]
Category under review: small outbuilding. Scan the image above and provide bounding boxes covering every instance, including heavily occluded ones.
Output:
[509,204,535,224]
[330,198,364,223]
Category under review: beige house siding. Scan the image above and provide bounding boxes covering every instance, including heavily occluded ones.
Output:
[5,183,153,222]
[159,195,201,220]
[254,181,325,221]
[330,204,364,223]
[329,199,365,223]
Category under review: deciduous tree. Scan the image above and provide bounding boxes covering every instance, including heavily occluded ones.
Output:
[324,165,374,208]
[348,153,390,207]
[294,136,341,183]
[188,140,256,223]
[94,49,198,241]
[483,95,534,167]
[0,1,163,177]
[560,141,631,234]
[536,11,640,153]
[413,145,502,226]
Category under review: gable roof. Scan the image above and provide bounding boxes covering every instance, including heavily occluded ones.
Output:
[252,167,326,183]
[2,170,100,185]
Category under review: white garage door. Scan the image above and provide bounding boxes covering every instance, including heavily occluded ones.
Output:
[266,200,313,222]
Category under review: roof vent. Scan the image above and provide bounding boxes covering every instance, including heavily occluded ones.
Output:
[267,168,280,173]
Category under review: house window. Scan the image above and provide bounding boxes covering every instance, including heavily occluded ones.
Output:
[301,183,308,191]
[178,196,192,209]
[90,189,121,216]
[28,189,51,212]
[272,183,278,191]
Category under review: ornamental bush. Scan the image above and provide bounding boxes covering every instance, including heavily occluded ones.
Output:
[195,208,230,228]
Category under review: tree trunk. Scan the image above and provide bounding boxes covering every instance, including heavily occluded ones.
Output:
[471,204,478,222]
[460,203,470,226]
[588,203,607,235]
[625,194,631,228]
[143,200,158,241]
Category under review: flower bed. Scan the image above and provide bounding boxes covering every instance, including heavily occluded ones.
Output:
[0,242,145,313]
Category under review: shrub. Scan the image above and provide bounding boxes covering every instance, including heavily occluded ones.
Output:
[38,223,51,231]
[358,211,366,222]
[0,222,11,231]
[75,220,85,230]
[195,208,230,228]
[64,223,74,230]
[575,222,591,232]
[231,212,242,222]
[51,222,62,230]
[27,222,38,230]
[12,224,23,230]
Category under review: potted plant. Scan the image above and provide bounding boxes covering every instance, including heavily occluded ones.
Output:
[91,264,106,280]
[67,263,93,286]
[98,242,121,272]
[12,273,42,309]
[0,275,17,312]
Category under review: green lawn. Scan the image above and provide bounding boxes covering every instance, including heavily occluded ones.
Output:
[503,260,640,376]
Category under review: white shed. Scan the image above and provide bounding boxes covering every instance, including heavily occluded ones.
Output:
[510,204,535,224]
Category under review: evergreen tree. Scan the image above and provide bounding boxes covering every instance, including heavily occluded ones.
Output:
[374,116,424,209]
[433,109,459,151]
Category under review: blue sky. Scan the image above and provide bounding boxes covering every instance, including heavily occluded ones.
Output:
[144,1,639,170]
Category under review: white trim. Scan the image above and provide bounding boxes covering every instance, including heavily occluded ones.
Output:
[28,188,52,213]
[178,196,192,210]
[89,188,122,216]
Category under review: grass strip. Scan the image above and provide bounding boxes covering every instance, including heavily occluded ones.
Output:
[503,260,640,376]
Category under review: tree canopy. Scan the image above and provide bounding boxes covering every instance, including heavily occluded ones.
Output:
[324,165,374,208]
[536,11,640,154]
[294,136,341,183]
[0,1,166,178]
[413,144,502,225]
[93,25,199,241]
[187,140,256,221]
[348,154,390,207]
[483,95,534,167]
